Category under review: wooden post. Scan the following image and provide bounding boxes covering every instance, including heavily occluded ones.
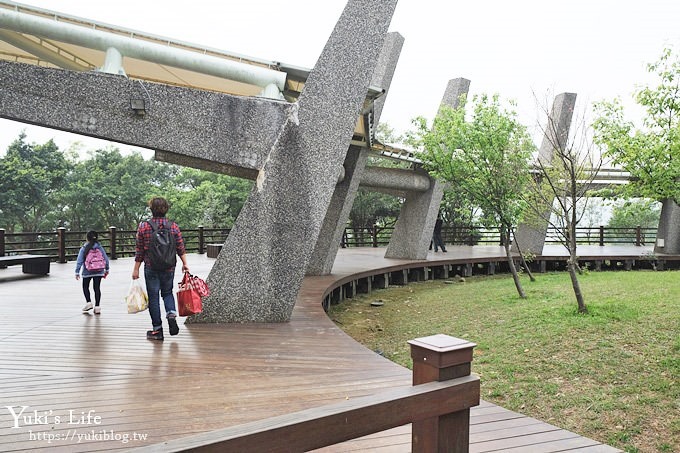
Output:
[0,228,5,269]
[599,225,604,246]
[198,226,205,254]
[409,334,477,453]
[57,227,66,263]
[636,226,642,246]
[109,226,117,260]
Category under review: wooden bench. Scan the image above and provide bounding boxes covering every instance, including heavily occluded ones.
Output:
[0,254,51,275]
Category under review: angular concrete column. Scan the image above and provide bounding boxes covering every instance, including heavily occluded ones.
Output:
[513,92,577,255]
[306,145,369,275]
[440,77,471,110]
[384,78,470,260]
[385,171,445,259]
[371,32,405,124]
[306,32,404,276]
[191,0,399,323]
[655,198,680,254]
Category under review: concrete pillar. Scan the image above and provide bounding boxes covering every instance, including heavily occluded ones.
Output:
[384,78,469,260]
[385,172,445,259]
[306,146,369,275]
[440,77,470,110]
[307,33,404,276]
[655,198,680,254]
[514,92,577,255]
[372,32,405,125]
[192,0,399,323]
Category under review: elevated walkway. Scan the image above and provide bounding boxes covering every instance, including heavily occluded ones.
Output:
[0,248,624,451]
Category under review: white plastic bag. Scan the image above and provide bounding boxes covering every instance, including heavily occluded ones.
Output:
[126,280,148,314]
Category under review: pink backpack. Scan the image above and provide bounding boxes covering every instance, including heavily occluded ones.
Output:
[85,248,106,272]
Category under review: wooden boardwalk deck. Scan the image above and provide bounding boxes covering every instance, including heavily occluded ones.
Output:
[0,245,638,452]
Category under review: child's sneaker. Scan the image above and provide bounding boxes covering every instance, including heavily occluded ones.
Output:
[146,329,164,341]
[82,302,93,312]
[94,306,101,315]
[168,316,179,336]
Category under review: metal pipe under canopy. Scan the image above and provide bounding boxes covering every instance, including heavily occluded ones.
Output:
[0,8,287,92]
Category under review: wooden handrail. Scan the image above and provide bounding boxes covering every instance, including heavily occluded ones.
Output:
[0,227,231,261]
[0,224,659,258]
[131,334,479,453]
[132,377,479,452]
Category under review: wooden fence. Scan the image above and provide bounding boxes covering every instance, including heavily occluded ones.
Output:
[341,225,656,248]
[0,227,230,263]
[0,224,656,262]
[131,334,480,453]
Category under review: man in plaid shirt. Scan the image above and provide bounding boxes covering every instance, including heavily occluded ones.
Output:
[132,197,189,341]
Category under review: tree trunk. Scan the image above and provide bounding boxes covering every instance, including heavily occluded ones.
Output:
[511,228,536,282]
[504,233,526,299]
[567,258,587,313]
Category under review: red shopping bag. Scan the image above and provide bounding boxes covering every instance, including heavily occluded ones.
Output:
[177,272,203,316]
[188,273,210,297]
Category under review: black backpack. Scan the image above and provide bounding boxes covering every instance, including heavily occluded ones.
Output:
[147,220,177,271]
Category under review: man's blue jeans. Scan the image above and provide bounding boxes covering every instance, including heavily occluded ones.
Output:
[144,267,177,331]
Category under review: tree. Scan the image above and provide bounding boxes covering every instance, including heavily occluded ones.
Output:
[348,187,402,228]
[417,94,535,298]
[525,98,602,313]
[608,199,660,229]
[0,133,69,232]
[166,168,253,228]
[593,47,680,204]
[0,133,255,233]
[438,189,481,244]
[55,147,176,230]
[606,199,660,245]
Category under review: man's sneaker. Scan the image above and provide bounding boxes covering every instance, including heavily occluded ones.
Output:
[94,306,101,315]
[82,302,93,312]
[146,329,164,341]
[168,316,179,336]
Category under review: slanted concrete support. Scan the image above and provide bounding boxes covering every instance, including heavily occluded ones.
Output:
[655,199,680,254]
[307,32,404,276]
[384,78,469,260]
[0,61,291,181]
[440,77,471,110]
[191,0,398,322]
[385,172,445,259]
[514,92,577,255]
[306,145,369,275]
[371,32,405,125]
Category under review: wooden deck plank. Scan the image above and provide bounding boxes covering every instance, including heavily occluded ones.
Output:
[0,246,629,452]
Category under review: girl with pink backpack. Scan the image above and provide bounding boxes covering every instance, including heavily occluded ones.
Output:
[75,230,110,314]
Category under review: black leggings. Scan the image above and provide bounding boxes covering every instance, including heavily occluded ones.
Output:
[82,276,103,306]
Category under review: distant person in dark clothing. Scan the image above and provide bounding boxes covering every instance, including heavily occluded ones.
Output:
[432,215,447,253]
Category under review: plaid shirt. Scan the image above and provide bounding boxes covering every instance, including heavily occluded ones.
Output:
[135,217,186,270]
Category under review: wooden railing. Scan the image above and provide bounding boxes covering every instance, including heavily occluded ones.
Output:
[0,227,230,263]
[340,226,507,247]
[0,224,656,262]
[340,225,656,247]
[131,334,480,453]
[544,226,656,246]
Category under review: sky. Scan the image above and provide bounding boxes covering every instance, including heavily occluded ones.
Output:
[1,0,680,156]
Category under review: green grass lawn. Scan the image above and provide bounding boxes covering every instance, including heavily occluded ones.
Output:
[328,270,679,453]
